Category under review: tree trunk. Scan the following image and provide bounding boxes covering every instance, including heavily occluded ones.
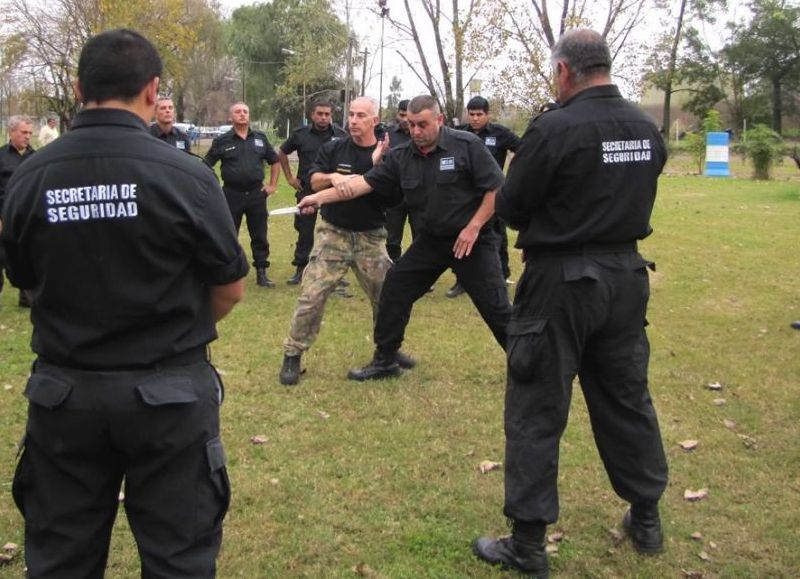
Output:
[662,0,688,139]
[771,77,782,135]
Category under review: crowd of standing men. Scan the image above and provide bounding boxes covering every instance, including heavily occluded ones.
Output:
[0,27,670,579]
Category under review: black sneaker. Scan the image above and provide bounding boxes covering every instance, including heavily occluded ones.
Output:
[622,503,664,554]
[279,355,302,386]
[446,282,465,298]
[473,534,548,578]
[347,357,401,381]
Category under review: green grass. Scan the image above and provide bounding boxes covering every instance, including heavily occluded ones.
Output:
[0,153,799,577]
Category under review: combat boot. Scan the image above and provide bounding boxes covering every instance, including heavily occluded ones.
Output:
[395,350,416,369]
[622,501,663,554]
[18,290,32,308]
[473,520,548,578]
[446,282,465,298]
[347,352,401,381]
[287,266,304,285]
[279,354,302,386]
[256,267,275,288]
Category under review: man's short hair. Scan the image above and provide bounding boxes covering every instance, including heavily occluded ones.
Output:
[157,96,173,104]
[310,99,333,113]
[78,29,162,105]
[408,95,440,115]
[551,29,612,82]
[397,99,410,112]
[8,115,33,131]
[351,96,378,117]
[466,96,489,113]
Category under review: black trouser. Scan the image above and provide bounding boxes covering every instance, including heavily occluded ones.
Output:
[503,248,668,525]
[224,185,270,268]
[13,357,230,578]
[292,188,317,267]
[494,217,511,279]
[374,231,512,356]
[385,201,422,262]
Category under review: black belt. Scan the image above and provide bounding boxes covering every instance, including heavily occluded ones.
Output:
[36,345,209,372]
[524,241,637,260]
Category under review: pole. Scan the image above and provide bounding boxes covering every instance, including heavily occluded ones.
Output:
[344,37,353,126]
[302,81,307,126]
[241,61,246,102]
[361,48,369,96]
[379,10,386,119]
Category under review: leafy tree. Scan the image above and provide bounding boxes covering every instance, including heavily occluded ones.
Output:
[226,0,351,126]
[725,0,800,134]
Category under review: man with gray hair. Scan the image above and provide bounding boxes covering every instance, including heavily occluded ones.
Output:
[472,29,669,577]
[0,114,36,306]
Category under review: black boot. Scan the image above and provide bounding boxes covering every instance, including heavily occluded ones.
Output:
[395,350,416,369]
[256,267,275,288]
[622,502,663,554]
[347,352,401,381]
[18,289,32,308]
[287,266,304,285]
[473,520,548,578]
[279,354,302,385]
[446,282,465,298]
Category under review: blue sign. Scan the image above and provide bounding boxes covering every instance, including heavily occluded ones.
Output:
[705,132,730,177]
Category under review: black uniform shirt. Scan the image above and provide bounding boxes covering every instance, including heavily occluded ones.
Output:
[280,124,346,188]
[387,123,411,148]
[310,137,401,231]
[1,108,249,370]
[497,85,667,249]
[204,128,279,191]
[149,123,192,153]
[0,142,35,213]
[364,126,505,237]
[456,121,520,169]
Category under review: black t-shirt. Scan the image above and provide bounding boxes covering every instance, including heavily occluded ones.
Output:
[1,108,249,369]
[204,128,279,191]
[280,124,347,189]
[149,123,192,153]
[387,124,411,148]
[364,126,505,237]
[497,85,667,249]
[456,122,520,170]
[310,137,401,231]
[0,143,35,213]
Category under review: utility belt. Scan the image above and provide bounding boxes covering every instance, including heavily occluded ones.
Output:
[524,241,637,261]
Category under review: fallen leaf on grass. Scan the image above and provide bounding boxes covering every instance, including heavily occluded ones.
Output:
[2,544,17,553]
[250,435,268,445]
[479,460,502,474]
[464,449,475,457]
[317,410,330,420]
[737,434,758,449]
[608,528,624,545]
[545,544,559,554]
[269,478,279,485]
[679,440,699,450]
[681,570,704,578]
[547,531,564,543]
[698,550,712,561]
[709,541,718,550]
[690,532,703,541]
[118,491,125,502]
[684,488,709,502]
[712,398,727,406]
[0,554,13,564]
[3,384,12,391]
[352,562,377,577]
[706,382,723,391]
[723,419,736,430]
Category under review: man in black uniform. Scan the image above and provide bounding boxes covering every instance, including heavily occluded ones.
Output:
[279,97,411,385]
[384,98,417,261]
[149,96,192,152]
[449,96,521,298]
[205,101,280,287]
[0,114,36,307]
[278,100,346,284]
[1,29,248,577]
[298,95,512,380]
[473,30,669,578]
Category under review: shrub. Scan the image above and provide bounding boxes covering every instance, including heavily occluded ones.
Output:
[742,124,783,180]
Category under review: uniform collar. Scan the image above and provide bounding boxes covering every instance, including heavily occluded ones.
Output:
[309,123,334,136]
[4,142,34,156]
[412,126,451,157]
[561,84,621,108]
[154,124,178,137]
[71,108,149,131]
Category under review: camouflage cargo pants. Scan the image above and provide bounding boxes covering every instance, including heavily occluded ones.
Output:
[283,219,392,357]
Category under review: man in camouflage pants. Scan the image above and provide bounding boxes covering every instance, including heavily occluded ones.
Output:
[279,97,414,385]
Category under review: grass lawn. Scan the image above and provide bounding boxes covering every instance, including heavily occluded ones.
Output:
[0,152,798,577]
